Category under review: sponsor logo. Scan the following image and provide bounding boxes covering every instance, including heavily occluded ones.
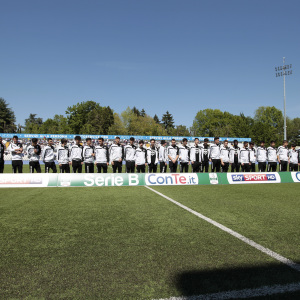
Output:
[0,176,43,184]
[291,172,300,183]
[146,173,198,185]
[229,173,280,184]
[59,175,71,187]
[232,174,277,182]
[83,174,140,187]
[232,174,245,181]
[209,173,218,184]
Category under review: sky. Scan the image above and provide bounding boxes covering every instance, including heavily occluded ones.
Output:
[1,0,299,129]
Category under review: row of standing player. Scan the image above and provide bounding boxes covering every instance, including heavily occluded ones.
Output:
[1,135,299,174]
[1,135,109,174]
[159,137,300,173]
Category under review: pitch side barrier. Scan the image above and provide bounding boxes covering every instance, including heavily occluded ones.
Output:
[0,133,251,142]
[0,172,299,188]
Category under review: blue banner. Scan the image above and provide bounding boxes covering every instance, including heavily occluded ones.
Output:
[0,133,251,142]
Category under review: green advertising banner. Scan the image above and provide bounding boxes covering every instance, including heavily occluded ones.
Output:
[0,172,298,188]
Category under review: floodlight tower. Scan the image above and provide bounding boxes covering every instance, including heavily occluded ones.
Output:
[275,57,292,140]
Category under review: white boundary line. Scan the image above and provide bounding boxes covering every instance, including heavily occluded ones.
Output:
[155,282,300,300]
[145,186,300,273]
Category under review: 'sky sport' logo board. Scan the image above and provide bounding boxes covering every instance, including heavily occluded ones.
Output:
[227,172,280,184]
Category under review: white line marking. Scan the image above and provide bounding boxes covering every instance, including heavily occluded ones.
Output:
[145,186,300,273]
[155,282,300,300]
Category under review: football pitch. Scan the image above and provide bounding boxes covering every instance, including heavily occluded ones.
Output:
[1,184,300,299]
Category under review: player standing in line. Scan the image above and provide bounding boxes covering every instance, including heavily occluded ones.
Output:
[135,140,147,173]
[124,137,136,173]
[83,138,95,173]
[27,138,42,173]
[277,140,289,172]
[7,135,23,173]
[190,138,201,173]
[69,136,84,173]
[167,139,179,173]
[147,139,159,173]
[256,141,267,172]
[178,138,190,173]
[209,137,221,172]
[240,141,251,172]
[57,139,70,173]
[229,140,240,172]
[220,140,230,173]
[267,141,277,172]
[288,144,299,171]
[201,138,210,173]
[94,138,109,173]
[41,138,57,173]
[110,136,124,173]
[249,142,256,172]
[158,140,167,173]
[0,136,6,173]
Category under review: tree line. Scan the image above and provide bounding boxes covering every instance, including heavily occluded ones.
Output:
[0,97,299,145]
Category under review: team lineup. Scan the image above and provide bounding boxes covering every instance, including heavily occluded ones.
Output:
[1,135,299,174]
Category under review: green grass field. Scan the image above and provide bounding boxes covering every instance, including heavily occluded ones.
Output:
[1,184,300,299]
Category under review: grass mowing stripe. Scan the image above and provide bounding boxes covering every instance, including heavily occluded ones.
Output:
[156,282,300,300]
[145,186,300,273]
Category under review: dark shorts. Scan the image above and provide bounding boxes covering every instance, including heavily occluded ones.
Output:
[169,161,178,173]
[148,163,157,173]
[126,161,135,173]
[96,163,108,173]
[136,164,145,173]
[29,161,41,173]
[85,163,94,173]
[59,164,70,173]
[12,160,23,173]
[258,162,266,172]
[45,162,57,173]
[159,162,167,173]
[112,161,122,173]
[0,160,4,173]
[192,161,201,173]
[72,160,82,173]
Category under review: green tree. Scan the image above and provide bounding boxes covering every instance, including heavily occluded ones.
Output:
[251,121,276,145]
[131,106,141,117]
[153,114,160,124]
[17,124,24,133]
[40,115,69,134]
[108,113,127,135]
[129,115,167,135]
[254,106,284,128]
[121,107,136,132]
[254,106,284,145]
[140,109,146,117]
[84,106,114,134]
[192,109,235,137]
[118,107,167,135]
[66,101,114,134]
[232,113,254,138]
[171,125,191,136]
[24,113,43,133]
[0,98,16,132]
[161,111,175,134]
[287,117,300,145]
